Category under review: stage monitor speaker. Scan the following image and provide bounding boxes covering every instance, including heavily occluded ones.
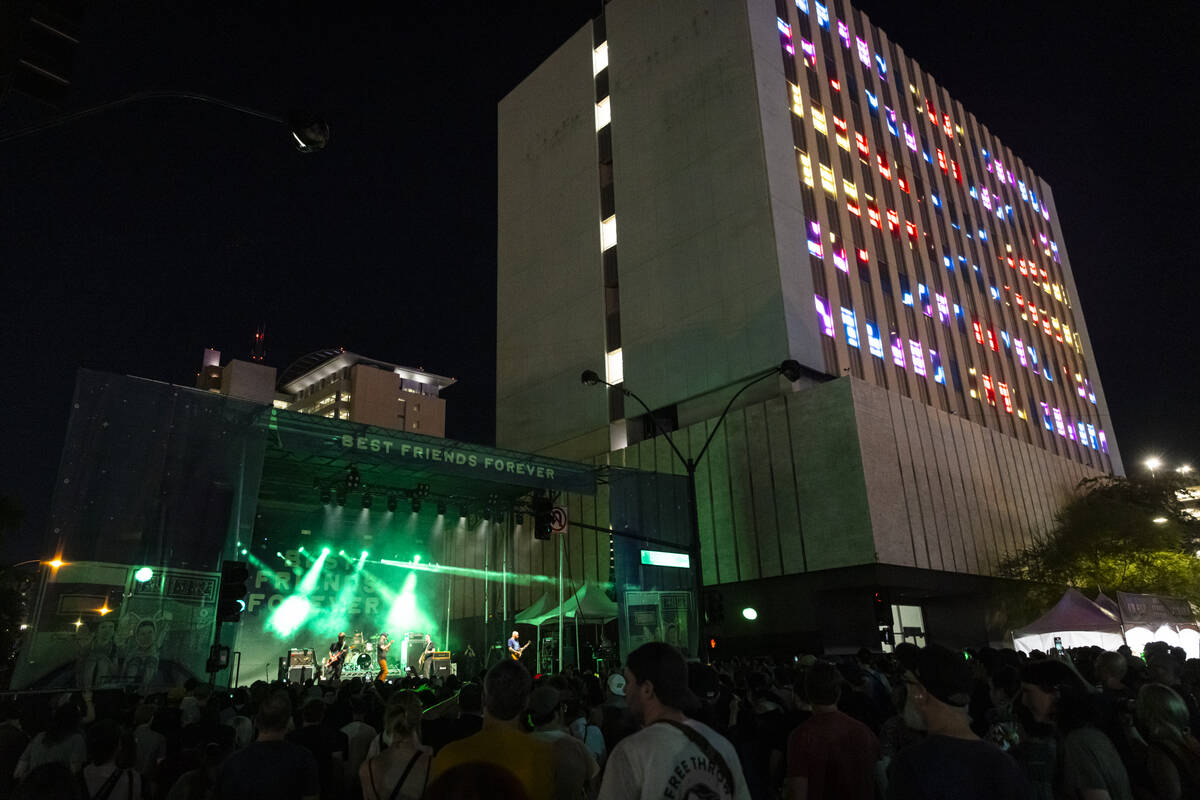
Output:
[288,665,314,684]
[277,657,289,682]
[288,648,315,667]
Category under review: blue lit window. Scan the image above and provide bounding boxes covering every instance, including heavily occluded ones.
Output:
[930,192,941,208]
[866,320,884,358]
[815,2,829,28]
[922,150,932,163]
[1000,330,1010,348]
[943,255,952,271]
[866,90,878,110]
[875,53,887,80]
[899,274,913,306]
[919,283,932,317]
[930,350,945,384]
[1043,367,1053,382]
[989,286,999,300]
[969,185,978,199]
[977,229,987,241]
[841,307,860,348]
[796,0,809,12]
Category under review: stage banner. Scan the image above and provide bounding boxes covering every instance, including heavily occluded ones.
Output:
[13,562,218,691]
[1117,592,1198,627]
[624,590,692,655]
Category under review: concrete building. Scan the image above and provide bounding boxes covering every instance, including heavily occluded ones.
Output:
[497,0,1123,650]
[197,347,454,437]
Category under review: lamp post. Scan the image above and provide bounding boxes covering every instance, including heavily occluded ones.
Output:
[582,359,807,658]
[0,90,329,151]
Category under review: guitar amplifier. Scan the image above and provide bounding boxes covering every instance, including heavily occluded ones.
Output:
[288,648,315,667]
[288,665,314,684]
[431,652,451,678]
[405,634,428,670]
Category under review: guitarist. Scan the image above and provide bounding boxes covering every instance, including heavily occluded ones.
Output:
[418,634,436,679]
[325,632,348,683]
[507,630,529,663]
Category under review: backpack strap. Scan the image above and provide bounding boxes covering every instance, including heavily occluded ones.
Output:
[654,719,734,794]
[85,767,125,800]
[386,749,425,800]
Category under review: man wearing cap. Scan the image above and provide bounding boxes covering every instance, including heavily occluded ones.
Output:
[598,642,750,800]
[531,684,600,800]
[785,661,879,800]
[887,644,1029,799]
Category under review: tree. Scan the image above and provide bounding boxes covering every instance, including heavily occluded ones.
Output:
[999,474,1200,620]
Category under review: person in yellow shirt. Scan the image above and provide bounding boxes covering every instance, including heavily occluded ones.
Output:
[428,660,555,800]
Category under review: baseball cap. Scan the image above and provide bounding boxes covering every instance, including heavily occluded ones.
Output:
[626,642,700,713]
[607,672,626,697]
[911,644,972,707]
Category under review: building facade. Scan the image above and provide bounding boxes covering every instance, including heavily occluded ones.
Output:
[197,348,453,437]
[497,0,1123,650]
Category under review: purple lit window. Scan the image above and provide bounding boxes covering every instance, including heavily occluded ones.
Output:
[837,20,850,47]
[807,220,823,258]
[1099,431,1108,453]
[1015,338,1026,367]
[891,335,905,368]
[1052,408,1066,437]
[856,36,870,66]
[833,248,849,272]
[814,295,835,337]
[1040,402,1053,431]
[903,123,916,152]
[930,350,945,384]
[909,340,926,376]
[936,293,950,323]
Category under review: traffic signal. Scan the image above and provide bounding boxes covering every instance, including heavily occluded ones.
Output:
[532,495,553,540]
[218,560,250,622]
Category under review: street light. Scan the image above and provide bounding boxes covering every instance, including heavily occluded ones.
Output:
[582,358,811,656]
[0,90,329,152]
[1178,465,1193,475]
[1145,457,1163,474]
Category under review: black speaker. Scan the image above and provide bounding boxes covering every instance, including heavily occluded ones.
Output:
[406,634,427,670]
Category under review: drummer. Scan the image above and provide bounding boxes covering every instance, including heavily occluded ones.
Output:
[377,633,391,682]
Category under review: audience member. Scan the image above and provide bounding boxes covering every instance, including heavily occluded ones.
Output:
[215,691,319,800]
[360,692,431,800]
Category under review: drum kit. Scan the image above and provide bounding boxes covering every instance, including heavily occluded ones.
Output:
[337,631,380,679]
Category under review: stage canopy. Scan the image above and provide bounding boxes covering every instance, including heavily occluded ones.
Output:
[516,582,618,626]
[1012,588,1125,653]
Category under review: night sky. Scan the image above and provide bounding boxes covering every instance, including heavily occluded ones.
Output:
[2,0,1197,561]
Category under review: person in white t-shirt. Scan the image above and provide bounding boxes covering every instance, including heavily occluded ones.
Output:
[597,642,750,800]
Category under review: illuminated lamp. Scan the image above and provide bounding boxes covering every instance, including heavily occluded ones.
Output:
[742,607,759,621]
[437,501,447,516]
[134,567,153,583]
[411,498,422,514]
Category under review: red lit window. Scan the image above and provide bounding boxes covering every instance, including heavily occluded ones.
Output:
[856,132,870,161]
[834,116,848,134]
[1015,293,1025,307]
[847,199,861,216]
[877,152,891,180]
[986,329,999,352]
[905,221,917,239]
[973,321,984,344]
[982,375,996,406]
[998,382,1013,413]
[830,78,841,92]
[942,113,953,137]
[886,208,900,232]
[936,148,948,173]
[857,248,869,262]
[898,176,909,193]
[951,160,962,183]
[926,98,937,125]
[867,205,881,229]
[1042,319,1052,335]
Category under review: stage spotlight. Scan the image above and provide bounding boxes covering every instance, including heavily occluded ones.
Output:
[346,465,361,489]
[386,494,398,512]
[416,482,430,497]
[336,488,347,507]
[411,498,422,513]
[436,501,447,516]
[362,493,373,510]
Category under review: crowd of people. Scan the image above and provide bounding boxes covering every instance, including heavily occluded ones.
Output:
[1,638,1199,799]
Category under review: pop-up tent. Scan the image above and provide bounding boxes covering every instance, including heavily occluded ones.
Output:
[517,582,617,626]
[1012,588,1126,653]
[514,592,555,624]
[1116,591,1200,658]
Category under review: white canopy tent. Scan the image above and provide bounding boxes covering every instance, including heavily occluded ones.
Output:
[1012,589,1126,653]
[514,582,617,670]
[1116,591,1200,658]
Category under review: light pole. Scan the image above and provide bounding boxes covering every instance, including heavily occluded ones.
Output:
[0,90,329,151]
[582,359,808,657]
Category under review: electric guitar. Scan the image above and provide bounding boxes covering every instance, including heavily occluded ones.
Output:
[510,642,530,661]
[323,646,348,673]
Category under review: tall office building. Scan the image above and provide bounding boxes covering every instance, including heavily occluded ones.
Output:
[498,0,1122,649]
